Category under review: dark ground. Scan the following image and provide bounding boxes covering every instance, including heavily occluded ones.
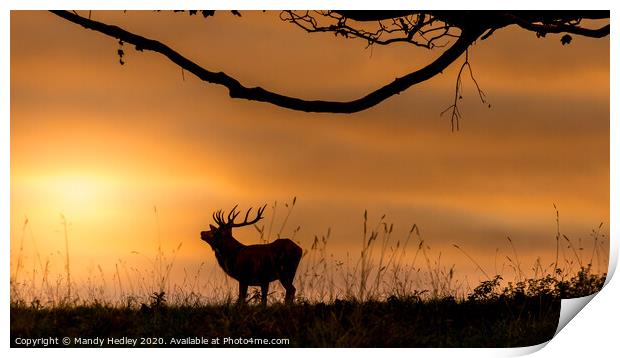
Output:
[11,295,560,348]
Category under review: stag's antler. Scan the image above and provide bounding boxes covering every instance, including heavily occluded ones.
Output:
[213,204,267,228]
[213,204,237,227]
[229,205,267,228]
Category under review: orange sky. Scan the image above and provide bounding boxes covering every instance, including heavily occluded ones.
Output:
[10,11,610,298]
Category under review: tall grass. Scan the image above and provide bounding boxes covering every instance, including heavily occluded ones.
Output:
[10,200,608,308]
[60,214,71,302]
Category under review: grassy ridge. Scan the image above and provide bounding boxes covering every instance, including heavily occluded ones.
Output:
[11,295,560,348]
[10,265,604,348]
[9,204,608,347]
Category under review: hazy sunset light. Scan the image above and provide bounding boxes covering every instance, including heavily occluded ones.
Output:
[11,10,609,304]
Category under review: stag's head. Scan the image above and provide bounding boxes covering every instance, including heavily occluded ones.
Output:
[200,205,267,250]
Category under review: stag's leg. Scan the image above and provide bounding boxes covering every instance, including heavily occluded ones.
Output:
[260,282,269,306]
[280,257,301,304]
[281,279,296,304]
[237,282,248,305]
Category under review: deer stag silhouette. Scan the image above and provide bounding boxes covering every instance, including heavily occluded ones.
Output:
[200,205,302,305]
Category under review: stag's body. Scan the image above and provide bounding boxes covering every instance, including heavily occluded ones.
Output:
[201,205,302,305]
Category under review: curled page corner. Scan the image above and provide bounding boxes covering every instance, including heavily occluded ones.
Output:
[552,237,618,337]
[503,294,600,356]
[554,293,597,336]
[504,341,549,356]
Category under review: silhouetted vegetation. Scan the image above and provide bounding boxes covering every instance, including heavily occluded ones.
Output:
[10,202,608,347]
[11,269,605,347]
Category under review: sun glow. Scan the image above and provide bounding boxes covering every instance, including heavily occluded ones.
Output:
[51,175,102,204]
[24,174,116,218]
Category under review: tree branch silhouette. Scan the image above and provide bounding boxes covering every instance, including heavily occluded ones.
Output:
[49,10,609,116]
[440,49,489,131]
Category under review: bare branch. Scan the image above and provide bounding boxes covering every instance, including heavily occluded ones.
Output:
[508,14,610,38]
[50,10,483,114]
[441,50,489,131]
[49,10,608,117]
[280,11,466,50]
